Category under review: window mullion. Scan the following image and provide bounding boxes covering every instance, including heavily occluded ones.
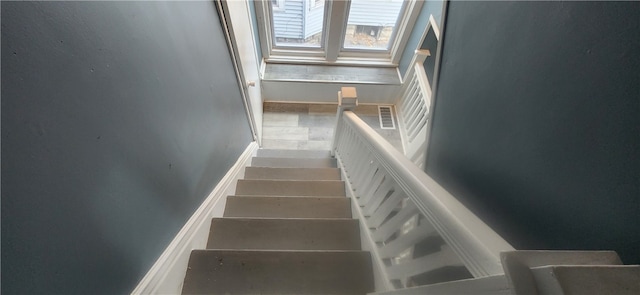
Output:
[324,0,349,62]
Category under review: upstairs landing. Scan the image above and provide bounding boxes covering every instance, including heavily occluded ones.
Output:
[262,102,403,152]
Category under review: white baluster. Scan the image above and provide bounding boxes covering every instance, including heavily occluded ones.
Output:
[350,149,371,185]
[408,96,428,137]
[405,91,423,131]
[400,77,419,115]
[363,178,395,216]
[373,202,419,242]
[357,168,386,206]
[379,221,438,259]
[386,245,462,280]
[368,190,405,229]
[354,157,377,192]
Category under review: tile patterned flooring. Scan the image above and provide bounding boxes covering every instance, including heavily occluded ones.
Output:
[262,102,403,152]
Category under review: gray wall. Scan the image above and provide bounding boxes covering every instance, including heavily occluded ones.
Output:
[1,1,252,294]
[420,26,438,85]
[427,2,639,264]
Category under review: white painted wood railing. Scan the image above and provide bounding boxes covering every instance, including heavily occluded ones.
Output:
[396,50,432,169]
[333,111,515,290]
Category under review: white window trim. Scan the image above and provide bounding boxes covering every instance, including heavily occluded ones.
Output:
[256,0,424,66]
[256,0,326,59]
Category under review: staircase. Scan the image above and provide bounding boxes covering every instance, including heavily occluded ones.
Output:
[181,149,375,294]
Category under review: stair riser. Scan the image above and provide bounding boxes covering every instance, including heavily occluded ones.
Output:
[244,167,341,180]
[207,218,361,250]
[251,157,337,168]
[236,180,345,196]
[257,149,331,159]
[223,196,352,218]
[182,250,374,295]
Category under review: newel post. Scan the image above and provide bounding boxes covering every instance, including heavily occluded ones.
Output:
[415,49,431,64]
[331,87,358,156]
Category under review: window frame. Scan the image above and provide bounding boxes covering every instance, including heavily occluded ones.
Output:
[255,0,424,65]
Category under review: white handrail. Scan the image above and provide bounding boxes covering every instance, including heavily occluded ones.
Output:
[334,111,514,286]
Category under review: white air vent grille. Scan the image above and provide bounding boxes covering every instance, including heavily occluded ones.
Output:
[378,106,396,129]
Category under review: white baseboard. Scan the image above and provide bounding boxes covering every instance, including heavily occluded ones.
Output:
[131,141,259,294]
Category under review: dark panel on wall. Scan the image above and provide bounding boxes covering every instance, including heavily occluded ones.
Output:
[420,27,438,85]
[427,2,639,264]
[1,1,252,294]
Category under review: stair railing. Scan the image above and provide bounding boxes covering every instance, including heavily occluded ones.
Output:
[333,110,515,290]
[396,49,432,169]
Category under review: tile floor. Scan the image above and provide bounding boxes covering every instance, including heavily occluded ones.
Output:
[261,102,403,152]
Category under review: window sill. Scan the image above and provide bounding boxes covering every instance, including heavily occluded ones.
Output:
[265,55,398,68]
[262,63,401,85]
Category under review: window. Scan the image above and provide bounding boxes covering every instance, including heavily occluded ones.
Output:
[256,0,423,64]
[271,0,324,48]
[343,0,404,50]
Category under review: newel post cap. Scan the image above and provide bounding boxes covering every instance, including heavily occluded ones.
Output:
[338,87,358,109]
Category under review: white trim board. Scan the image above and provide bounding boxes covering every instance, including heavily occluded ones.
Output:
[131,141,259,295]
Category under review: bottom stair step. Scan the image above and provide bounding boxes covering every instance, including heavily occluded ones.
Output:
[182,250,374,295]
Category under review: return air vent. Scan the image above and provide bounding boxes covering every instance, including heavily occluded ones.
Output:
[378,106,396,129]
